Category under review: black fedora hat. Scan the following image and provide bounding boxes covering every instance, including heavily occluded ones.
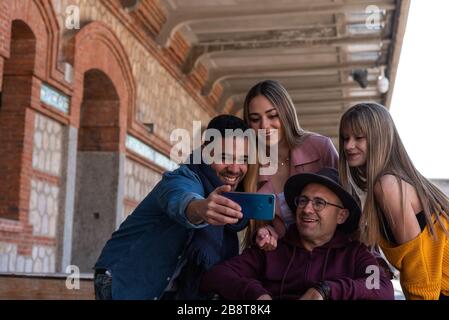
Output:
[284,167,361,234]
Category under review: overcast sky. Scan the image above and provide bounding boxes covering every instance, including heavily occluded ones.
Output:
[390,1,449,179]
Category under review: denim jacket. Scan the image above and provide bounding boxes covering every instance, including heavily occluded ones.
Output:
[95,165,213,300]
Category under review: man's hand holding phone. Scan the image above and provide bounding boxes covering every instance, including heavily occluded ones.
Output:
[186,185,243,225]
[221,192,275,221]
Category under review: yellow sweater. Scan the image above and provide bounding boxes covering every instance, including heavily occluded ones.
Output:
[380,218,449,300]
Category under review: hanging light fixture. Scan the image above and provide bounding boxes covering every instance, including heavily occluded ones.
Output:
[377,65,390,94]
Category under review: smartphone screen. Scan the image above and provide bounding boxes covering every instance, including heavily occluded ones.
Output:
[222,192,275,221]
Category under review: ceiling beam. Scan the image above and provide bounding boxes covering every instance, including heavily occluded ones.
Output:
[192,16,383,37]
[157,0,396,46]
[184,36,390,74]
[267,80,378,92]
[297,115,342,127]
[296,105,346,115]
[203,60,380,96]
[218,74,351,92]
[335,11,348,123]
[195,22,338,39]
[302,126,340,139]
[384,0,410,108]
[231,95,381,113]
[229,92,382,115]
[294,95,382,105]
[220,81,378,111]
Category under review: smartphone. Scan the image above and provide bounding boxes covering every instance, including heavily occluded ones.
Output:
[222,192,275,221]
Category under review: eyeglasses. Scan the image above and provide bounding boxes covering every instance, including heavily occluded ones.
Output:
[294,195,344,212]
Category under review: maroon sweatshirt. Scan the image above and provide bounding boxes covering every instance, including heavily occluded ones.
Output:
[201,226,394,300]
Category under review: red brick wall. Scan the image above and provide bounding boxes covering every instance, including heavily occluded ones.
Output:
[77,69,121,152]
[0,57,3,90]
[188,63,209,92]
[130,0,167,38]
[0,84,26,218]
[163,31,191,68]
[0,0,215,271]
[0,18,37,221]
[0,0,10,90]
[78,101,121,152]
[70,21,135,154]
[3,20,36,76]
[0,0,63,260]
[0,0,10,57]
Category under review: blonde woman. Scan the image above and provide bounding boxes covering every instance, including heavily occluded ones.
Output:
[242,80,338,248]
[339,102,449,300]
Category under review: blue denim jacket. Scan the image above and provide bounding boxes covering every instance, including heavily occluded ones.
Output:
[95,165,210,300]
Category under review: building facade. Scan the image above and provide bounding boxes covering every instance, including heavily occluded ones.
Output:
[0,0,217,273]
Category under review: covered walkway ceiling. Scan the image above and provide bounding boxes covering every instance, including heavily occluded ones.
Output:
[124,0,410,143]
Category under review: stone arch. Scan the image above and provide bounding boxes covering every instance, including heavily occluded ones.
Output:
[0,19,37,220]
[4,20,36,75]
[70,21,136,149]
[78,69,121,152]
[7,0,63,83]
[72,68,122,272]
[69,22,135,271]
[0,1,71,273]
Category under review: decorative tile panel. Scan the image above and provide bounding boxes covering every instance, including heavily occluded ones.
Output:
[53,0,211,144]
[124,158,162,203]
[32,114,63,176]
[29,179,59,237]
[126,135,178,171]
[0,242,55,273]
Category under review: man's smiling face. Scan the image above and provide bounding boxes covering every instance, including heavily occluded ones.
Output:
[210,137,249,190]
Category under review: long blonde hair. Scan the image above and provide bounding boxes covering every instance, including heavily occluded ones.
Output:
[241,80,315,247]
[241,162,263,248]
[243,79,310,149]
[338,103,449,245]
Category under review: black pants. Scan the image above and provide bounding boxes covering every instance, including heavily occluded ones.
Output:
[94,270,112,300]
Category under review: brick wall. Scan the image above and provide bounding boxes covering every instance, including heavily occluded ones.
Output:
[0,0,218,275]
[0,0,8,89]
[122,157,162,222]
[74,0,212,142]
[78,69,121,152]
[0,0,10,58]
[0,2,62,271]
[0,10,43,225]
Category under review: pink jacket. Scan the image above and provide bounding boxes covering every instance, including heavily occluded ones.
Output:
[258,133,338,237]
